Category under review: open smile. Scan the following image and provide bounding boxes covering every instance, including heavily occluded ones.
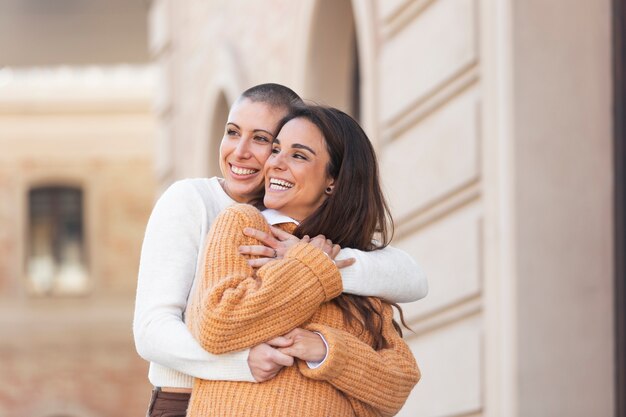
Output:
[230,164,260,176]
[268,177,295,191]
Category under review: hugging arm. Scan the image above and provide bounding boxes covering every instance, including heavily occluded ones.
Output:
[298,301,420,416]
[185,204,343,355]
[338,246,428,303]
[244,227,428,303]
[133,180,254,382]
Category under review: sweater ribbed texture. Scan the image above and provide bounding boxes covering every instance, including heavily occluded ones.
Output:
[186,204,420,416]
[133,177,427,389]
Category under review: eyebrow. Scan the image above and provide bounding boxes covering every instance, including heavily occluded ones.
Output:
[292,143,317,155]
[227,122,274,137]
[273,138,317,155]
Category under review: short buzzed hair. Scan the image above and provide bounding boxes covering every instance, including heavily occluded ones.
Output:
[239,83,303,110]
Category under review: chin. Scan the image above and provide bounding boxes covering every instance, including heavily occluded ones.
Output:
[263,198,284,211]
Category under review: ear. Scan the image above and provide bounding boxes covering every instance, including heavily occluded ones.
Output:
[325,178,335,195]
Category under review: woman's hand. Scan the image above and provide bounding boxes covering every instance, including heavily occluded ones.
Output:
[248,336,295,382]
[240,228,356,269]
[277,328,327,363]
[307,235,356,269]
[307,235,338,258]
[239,226,304,268]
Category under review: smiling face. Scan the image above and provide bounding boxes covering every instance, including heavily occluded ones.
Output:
[263,117,334,222]
[219,98,289,203]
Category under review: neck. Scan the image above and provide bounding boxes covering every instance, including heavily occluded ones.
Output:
[270,208,313,223]
[219,178,264,207]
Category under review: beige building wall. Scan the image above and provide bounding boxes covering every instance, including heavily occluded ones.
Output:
[503,1,613,415]
[150,0,615,416]
[0,67,156,417]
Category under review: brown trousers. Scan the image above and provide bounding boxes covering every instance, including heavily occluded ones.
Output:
[146,388,191,417]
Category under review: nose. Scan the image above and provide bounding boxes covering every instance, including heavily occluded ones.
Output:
[233,137,252,159]
[266,150,286,171]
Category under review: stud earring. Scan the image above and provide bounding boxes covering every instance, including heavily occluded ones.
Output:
[325,186,334,195]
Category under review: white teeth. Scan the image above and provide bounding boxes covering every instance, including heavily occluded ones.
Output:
[269,178,294,190]
[231,165,258,175]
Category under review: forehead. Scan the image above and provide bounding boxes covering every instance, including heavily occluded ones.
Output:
[276,118,326,150]
[228,98,288,129]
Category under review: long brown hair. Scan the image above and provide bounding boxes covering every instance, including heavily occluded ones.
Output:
[276,105,405,349]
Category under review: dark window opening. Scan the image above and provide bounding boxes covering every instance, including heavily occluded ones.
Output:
[27,186,88,295]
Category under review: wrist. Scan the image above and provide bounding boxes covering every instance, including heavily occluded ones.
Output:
[306,332,329,369]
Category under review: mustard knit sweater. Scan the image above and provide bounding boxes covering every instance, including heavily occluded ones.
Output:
[186,204,420,416]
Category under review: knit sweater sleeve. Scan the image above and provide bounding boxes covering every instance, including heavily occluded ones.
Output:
[339,245,428,303]
[133,180,254,382]
[298,302,420,416]
[186,204,343,355]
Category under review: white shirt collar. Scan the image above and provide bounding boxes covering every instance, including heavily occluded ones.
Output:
[261,209,299,226]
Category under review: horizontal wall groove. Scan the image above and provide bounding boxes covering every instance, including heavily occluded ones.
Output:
[403,293,481,337]
[394,178,481,240]
[382,62,479,143]
[380,0,438,41]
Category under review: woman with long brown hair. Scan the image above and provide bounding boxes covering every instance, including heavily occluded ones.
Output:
[185,105,420,416]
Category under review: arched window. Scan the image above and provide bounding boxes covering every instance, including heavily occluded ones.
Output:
[26,186,88,295]
[304,0,361,120]
[207,91,230,177]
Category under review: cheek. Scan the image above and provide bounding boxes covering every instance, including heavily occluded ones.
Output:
[253,148,272,164]
[219,141,231,161]
[303,180,327,201]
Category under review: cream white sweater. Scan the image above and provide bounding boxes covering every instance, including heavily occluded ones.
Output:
[133,177,428,388]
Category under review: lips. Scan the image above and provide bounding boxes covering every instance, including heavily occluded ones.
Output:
[268,177,294,191]
[230,164,259,176]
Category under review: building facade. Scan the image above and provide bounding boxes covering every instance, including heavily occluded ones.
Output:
[149,0,615,416]
[0,66,156,417]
